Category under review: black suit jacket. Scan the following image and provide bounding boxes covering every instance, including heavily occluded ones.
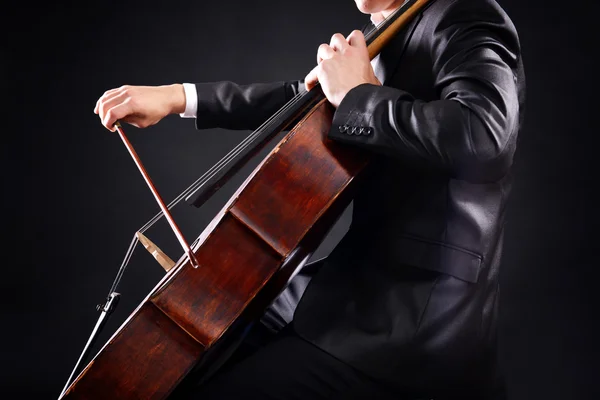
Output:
[192,0,525,395]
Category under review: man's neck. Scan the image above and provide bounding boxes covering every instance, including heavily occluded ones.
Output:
[370,0,406,26]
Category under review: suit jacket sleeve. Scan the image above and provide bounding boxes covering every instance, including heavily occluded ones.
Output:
[328,0,523,183]
[193,80,305,131]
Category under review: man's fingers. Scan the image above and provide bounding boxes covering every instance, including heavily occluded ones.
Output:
[329,33,349,53]
[317,43,336,64]
[304,64,321,91]
[347,30,367,50]
[97,90,128,121]
[103,102,131,132]
[95,87,121,114]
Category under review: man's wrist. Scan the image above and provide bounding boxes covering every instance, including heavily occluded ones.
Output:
[164,84,186,115]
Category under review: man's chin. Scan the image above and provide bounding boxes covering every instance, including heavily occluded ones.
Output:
[354,0,378,15]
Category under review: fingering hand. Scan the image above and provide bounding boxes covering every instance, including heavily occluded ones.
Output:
[304,30,381,108]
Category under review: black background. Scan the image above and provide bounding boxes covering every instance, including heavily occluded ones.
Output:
[4,0,598,398]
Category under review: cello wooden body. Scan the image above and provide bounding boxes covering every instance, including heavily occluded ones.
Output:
[61,99,369,399]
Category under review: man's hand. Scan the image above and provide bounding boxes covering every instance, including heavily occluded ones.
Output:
[304,30,381,108]
[94,84,186,131]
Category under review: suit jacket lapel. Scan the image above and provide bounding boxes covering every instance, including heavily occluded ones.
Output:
[377,12,423,86]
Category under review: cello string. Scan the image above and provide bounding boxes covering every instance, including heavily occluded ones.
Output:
[108,235,139,296]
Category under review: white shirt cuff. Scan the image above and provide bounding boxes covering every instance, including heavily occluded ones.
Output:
[180,83,197,118]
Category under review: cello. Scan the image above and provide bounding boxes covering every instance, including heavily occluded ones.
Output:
[58,1,432,398]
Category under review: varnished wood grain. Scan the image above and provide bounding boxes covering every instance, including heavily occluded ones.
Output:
[230,100,368,256]
[63,302,204,400]
[151,214,282,346]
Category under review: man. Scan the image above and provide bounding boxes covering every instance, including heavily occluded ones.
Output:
[95,0,525,398]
